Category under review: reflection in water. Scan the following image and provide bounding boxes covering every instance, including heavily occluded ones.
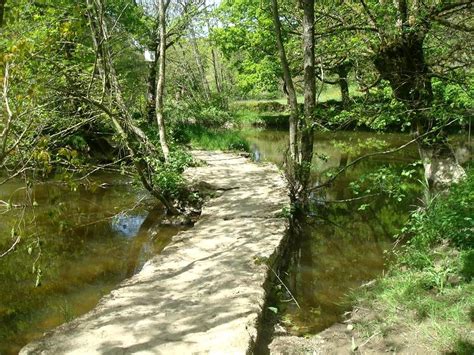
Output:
[0,177,185,354]
[242,129,425,335]
[251,143,261,162]
[112,213,147,238]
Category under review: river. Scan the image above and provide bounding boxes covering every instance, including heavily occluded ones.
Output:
[0,175,186,354]
[0,129,469,353]
[242,129,469,336]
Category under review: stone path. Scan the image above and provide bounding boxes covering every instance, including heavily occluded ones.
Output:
[21,151,289,355]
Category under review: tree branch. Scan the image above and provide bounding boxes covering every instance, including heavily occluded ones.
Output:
[311,118,459,191]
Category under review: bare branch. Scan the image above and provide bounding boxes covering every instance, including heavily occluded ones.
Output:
[0,234,21,258]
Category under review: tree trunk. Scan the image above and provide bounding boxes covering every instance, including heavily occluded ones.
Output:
[147,55,158,122]
[206,16,221,94]
[189,24,211,99]
[270,0,298,162]
[211,48,221,94]
[337,63,350,109]
[0,0,5,27]
[373,36,432,118]
[86,0,178,214]
[146,24,159,123]
[299,0,316,198]
[374,35,465,187]
[155,0,170,161]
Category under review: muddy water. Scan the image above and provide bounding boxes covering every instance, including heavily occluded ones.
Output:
[243,130,425,335]
[0,176,184,354]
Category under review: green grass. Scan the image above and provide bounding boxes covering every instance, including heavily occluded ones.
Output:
[351,171,474,353]
[355,269,473,352]
[233,109,262,124]
[177,125,250,152]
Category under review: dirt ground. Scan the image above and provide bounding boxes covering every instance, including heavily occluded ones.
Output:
[269,307,440,354]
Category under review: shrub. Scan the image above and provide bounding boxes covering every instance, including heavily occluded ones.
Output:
[401,169,474,262]
[167,94,233,129]
[460,250,474,281]
[148,150,196,201]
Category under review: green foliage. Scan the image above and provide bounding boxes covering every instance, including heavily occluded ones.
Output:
[430,78,474,128]
[0,0,150,178]
[149,150,195,201]
[167,95,233,129]
[232,101,288,114]
[172,125,249,152]
[452,339,474,355]
[349,165,420,203]
[351,170,474,353]
[401,170,474,261]
[213,0,293,97]
[460,250,474,282]
[327,83,409,131]
[332,137,389,156]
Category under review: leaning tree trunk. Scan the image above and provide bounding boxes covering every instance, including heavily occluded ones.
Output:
[155,0,170,161]
[374,35,465,188]
[270,0,298,162]
[86,0,178,214]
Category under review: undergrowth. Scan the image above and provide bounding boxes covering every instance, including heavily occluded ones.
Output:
[171,125,250,152]
[353,169,474,353]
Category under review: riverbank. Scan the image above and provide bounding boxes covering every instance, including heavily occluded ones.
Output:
[21,151,289,354]
[270,170,474,354]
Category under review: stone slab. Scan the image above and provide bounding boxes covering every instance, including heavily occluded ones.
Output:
[21,151,289,355]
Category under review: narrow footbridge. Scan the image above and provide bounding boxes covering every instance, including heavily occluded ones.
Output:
[21,151,289,354]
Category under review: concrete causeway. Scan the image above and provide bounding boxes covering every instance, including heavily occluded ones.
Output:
[21,151,289,354]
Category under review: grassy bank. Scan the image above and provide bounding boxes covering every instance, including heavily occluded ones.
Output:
[230,85,346,129]
[351,170,474,353]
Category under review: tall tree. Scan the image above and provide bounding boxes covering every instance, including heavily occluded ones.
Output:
[270,0,298,162]
[271,0,316,207]
[325,0,472,186]
[155,0,170,161]
[299,0,316,195]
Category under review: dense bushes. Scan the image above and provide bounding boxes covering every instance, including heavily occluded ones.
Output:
[148,150,196,201]
[231,79,473,133]
[164,94,250,152]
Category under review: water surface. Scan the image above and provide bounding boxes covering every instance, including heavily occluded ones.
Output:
[0,176,183,354]
[243,130,423,334]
